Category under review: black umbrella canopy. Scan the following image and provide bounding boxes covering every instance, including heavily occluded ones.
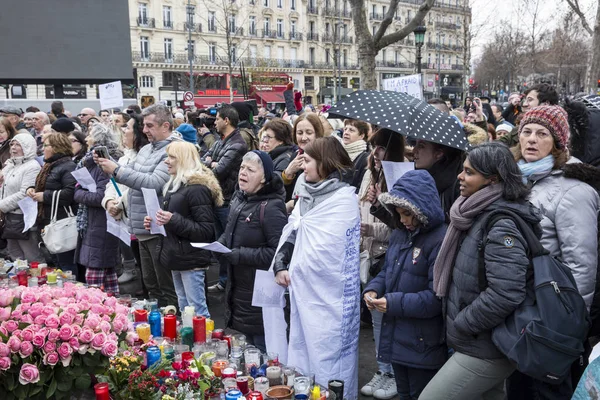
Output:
[327,90,469,150]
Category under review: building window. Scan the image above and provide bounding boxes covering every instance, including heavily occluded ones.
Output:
[229,14,236,33]
[309,47,315,64]
[249,16,256,35]
[208,12,216,32]
[291,21,296,34]
[325,49,330,63]
[382,5,386,16]
[305,76,314,90]
[187,7,195,25]
[140,76,154,88]
[309,21,315,34]
[263,0,269,7]
[277,19,283,37]
[209,43,217,63]
[325,22,330,35]
[164,38,173,62]
[277,46,284,60]
[291,0,296,10]
[138,3,148,23]
[250,45,257,58]
[277,0,282,8]
[163,6,173,28]
[231,45,237,64]
[343,49,347,66]
[187,40,195,56]
[264,45,271,59]
[140,36,149,60]
[264,18,270,33]
[382,49,386,62]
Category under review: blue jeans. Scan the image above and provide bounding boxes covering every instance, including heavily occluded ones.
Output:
[371,309,393,374]
[172,269,210,318]
[56,250,78,280]
[214,206,230,286]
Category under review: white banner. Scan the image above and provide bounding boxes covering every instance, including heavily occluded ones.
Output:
[99,81,124,110]
[382,74,423,100]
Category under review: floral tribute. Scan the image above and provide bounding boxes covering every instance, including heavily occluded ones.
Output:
[0,283,134,400]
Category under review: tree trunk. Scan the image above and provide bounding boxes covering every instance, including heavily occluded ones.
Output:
[586,2,600,94]
[359,47,378,89]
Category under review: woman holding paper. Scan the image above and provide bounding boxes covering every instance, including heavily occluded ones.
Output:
[73,123,123,294]
[143,141,223,318]
[0,133,43,262]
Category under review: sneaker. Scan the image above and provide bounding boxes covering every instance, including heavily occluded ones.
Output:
[373,373,397,400]
[361,371,386,396]
[208,282,225,292]
[117,270,136,284]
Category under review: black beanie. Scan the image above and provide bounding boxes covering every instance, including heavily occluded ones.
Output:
[251,150,274,183]
[51,118,75,134]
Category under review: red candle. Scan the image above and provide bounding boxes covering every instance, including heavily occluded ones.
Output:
[224,334,233,349]
[212,329,224,340]
[237,376,250,395]
[134,309,148,322]
[94,383,110,400]
[164,314,177,340]
[193,316,206,344]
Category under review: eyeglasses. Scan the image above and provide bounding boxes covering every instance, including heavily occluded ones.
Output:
[42,144,52,148]
[261,135,275,142]
[519,130,551,140]
[78,113,89,117]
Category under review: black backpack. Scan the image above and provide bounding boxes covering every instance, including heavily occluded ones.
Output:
[478,209,590,383]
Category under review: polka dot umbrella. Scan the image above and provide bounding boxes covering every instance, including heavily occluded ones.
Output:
[327,90,469,151]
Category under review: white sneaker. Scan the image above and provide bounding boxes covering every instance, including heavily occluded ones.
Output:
[373,373,397,400]
[360,371,386,396]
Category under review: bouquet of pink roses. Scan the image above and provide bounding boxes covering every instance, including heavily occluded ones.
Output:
[0,283,135,400]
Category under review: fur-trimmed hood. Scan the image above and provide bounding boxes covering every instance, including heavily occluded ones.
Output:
[186,164,224,207]
[377,169,445,231]
[463,122,488,145]
[562,161,600,191]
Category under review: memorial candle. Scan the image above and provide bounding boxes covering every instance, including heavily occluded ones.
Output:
[193,315,206,343]
[163,314,177,340]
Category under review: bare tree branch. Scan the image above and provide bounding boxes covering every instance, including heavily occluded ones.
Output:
[565,0,594,35]
[372,0,400,44]
[376,0,435,50]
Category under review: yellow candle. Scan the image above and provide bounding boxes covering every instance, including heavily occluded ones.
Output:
[136,323,151,343]
[46,272,57,284]
[206,318,214,332]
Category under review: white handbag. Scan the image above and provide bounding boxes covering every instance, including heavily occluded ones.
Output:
[41,190,78,254]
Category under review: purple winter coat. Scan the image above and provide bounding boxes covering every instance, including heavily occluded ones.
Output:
[73,156,119,269]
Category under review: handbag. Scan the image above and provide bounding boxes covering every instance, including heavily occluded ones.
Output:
[41,190,78,254]
[2,213,29,240]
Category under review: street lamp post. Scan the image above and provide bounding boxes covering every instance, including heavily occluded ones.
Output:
[186,0,194,95]
[436,31,445,97]
[413,26,426,74]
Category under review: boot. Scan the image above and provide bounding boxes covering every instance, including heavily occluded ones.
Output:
[118,259,137,284]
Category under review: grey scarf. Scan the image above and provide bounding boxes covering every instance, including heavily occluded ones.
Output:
[433,183,504,297]
[295,172,349,216]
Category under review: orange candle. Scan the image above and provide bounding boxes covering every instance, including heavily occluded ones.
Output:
[212,360,228,377]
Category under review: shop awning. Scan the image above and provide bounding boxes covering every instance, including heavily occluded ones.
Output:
[193,96,245,108]
[255,91,285,105]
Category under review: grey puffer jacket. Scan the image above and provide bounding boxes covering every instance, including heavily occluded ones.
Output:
[114,137,176,235]
[527,159,600,310]
[446,198,542,360]
[0,134,41,214]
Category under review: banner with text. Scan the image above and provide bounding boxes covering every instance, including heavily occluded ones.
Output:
[382,74,423,100]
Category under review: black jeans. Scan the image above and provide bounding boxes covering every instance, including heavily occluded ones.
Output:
[392,363,438,400]
[506,370,573,400]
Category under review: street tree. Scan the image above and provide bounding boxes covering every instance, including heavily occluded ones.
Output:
[565,0,600,94]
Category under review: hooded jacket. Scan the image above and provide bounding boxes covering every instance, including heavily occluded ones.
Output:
[270,144,297,201]
[159,166,224,270]
[446,198,542,359]
[364,170,448,369]
[219,175,288,336]
[0,134,41,215]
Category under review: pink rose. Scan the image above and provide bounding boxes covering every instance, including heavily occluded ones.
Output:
[71,324,81,336]
[78,329,94,344]
[91,332,107,350]
[44,314,60,329]
[32,334,46,348]
[47,329,60,342]
[101,340,118,357]
[57,342,73,359]
[77,344,89,355]
[0,293,14,307]
[7,336,21,352]
[0,356,10,370]
[59,312,74,326]
[90,304,105,314]
[39,293,52,305]
[21,291,37,303]
[68,337,80,350]
[58,325,74,341]
[34,315,47,325]
[99,320,111,333]
[4,320,18,333]
[21,328,35,342]
[104,296,117,307]
[43,351,59,366]
[20,314,34,324]
[0,342,9,357]
[43,341,56,354]
[84,315,100,331]
[28,304,44,318]
[111,320,125,334]
[0,307,11,322]
[19,341,34,358]
[74,314,84,325]
[19,363,40,384]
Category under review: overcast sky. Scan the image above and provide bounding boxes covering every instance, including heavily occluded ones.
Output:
[470,0,596,61]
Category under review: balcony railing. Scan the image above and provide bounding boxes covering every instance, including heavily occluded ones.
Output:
[289,31,303,40]
[398,0,471,13]
[324,7,350,17]
[206,24,217,33]
[307,5,318,14]
[305,61,359,70]
[342,9,352,18]
[261,29,278,39]
[341,35,353,44]
[244,58,306,68]
[163,20,174,29]
[248,28,258,36]
[437,22,459,30]
[182,22,202,32]
[307,32,319,41]
[232,27,244,36]
[370,12,383,20]
[322,33,334,42]
[137,17,155,28]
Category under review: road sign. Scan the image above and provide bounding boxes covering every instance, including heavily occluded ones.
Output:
[183,91,194,102]
[184,101,195,106]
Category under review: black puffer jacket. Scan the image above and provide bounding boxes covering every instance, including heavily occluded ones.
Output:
[37,158,78,228]
[159,166,224,270]
[219,175,288,335]
[270,144,296,201]
[446,198,542,359]
[203,129,247,206]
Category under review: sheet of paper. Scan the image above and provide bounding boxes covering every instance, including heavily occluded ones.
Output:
[381,161,415,192]
[71,168,97,193]
[141,188,166,236]
[191,241,232,254]
[106,212,131,246]
[252,269,286,308]
[18,197,37,233]
[98,81,124,109]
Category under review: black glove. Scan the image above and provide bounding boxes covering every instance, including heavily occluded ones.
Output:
[273,241,294,275]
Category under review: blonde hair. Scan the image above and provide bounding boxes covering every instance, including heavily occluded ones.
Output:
[163,141,203,195]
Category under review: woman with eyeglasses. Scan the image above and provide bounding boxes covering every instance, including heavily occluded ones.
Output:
[506,106,600,399]
[261,118,296,201]
[69,130,88,164]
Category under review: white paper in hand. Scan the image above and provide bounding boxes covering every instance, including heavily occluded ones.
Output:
[381,161,414,192]
[18,197,37,233]
[106,211,131,246]
[71,168,97,193]
[141,188,166,236]
[252,269,286,308]
[190,241,232,253]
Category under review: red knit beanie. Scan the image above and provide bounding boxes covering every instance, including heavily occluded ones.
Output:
[518,105,570,149]
[294,91,303,112]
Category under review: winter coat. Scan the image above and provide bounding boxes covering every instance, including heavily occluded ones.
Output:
[0,134,41,215]
[270,144,296,201]
[446,198,541,359]
[364,170,447,369]
[526,159,600,310]
[159,166,224,270]
[101,148,138,223]
[0,140,11,170]
[203,130,247,206]
[38,158,78,228]
[74,155,119,269]
[358,169,390,259]
[219,175,288,336]
[114,137,176,236]
[502,103,522,126]
[342,150,369,193]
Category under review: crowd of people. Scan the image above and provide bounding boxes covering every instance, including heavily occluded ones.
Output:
[1,81,600,399]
